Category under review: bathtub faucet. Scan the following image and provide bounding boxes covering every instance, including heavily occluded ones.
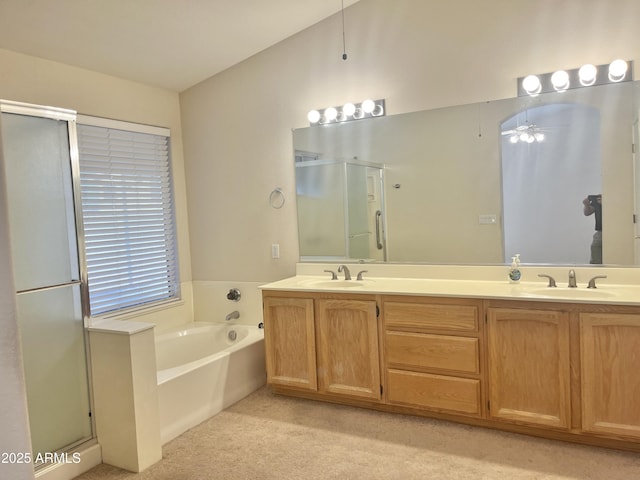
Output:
[225,310,240,321]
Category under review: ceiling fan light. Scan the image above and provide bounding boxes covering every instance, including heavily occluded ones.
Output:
[509,135,519,144]
[534,132,545,142]
[578,64,598,86]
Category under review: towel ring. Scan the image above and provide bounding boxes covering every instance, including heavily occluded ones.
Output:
[269,188,285,209]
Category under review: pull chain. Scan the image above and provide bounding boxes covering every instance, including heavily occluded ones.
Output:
[341,0,347,60]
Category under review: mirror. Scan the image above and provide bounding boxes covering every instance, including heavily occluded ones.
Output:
[293,80,638,266]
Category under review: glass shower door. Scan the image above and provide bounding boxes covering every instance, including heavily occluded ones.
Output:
[0,107,93,459]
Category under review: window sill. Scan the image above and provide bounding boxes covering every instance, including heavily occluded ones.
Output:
[89,297,185,323]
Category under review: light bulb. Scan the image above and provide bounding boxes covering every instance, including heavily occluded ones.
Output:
[509,135,519,144]
[307,110,321,124]
[343,102,356,116]
[526,134,535,144]
[362,99,375,113]
[608,59,628,82]
[579,64,597,86]
[534,132,545,142]
[324,107,338,121]
[522,75,541,96]
[551,70,570,91]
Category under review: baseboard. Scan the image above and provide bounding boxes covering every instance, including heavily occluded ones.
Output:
[35,443,101,480]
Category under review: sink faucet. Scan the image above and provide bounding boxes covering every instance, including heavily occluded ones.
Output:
[568,269,577,288]
[338,265,351,280]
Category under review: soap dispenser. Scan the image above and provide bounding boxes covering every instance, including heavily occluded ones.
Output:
[508,254,521,283]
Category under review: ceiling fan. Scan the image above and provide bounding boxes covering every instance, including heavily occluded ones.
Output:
[501,122,547,143]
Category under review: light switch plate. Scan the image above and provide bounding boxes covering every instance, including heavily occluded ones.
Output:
[478,214,497,225]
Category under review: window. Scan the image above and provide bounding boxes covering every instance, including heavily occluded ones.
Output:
[77,117,179,316]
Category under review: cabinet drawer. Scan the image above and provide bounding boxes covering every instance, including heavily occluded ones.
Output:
[387,369,481,415]
[384,302,478,332]
[386,331,479,374]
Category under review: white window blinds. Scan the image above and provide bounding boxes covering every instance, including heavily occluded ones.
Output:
[77,120,179,316]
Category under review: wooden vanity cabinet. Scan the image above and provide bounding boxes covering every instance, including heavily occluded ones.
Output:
[486,306,571,430]
[263,296,317,391]
[262,291,381,402]
[580,312,640,440]
[382,296,483,416]
[263,289,640,452]
[316,297,381,400]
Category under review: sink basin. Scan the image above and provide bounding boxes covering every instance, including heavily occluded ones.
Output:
[524,287,617,300]
[301,279,372,289]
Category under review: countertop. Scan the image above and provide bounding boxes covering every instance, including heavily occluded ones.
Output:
[260,264,640,305]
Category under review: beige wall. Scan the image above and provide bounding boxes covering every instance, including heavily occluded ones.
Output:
[180,0,640,282]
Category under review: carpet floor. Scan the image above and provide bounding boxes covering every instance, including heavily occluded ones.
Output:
[74,386,640,480]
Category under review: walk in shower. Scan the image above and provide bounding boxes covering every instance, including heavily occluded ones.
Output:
[0,101,93,464]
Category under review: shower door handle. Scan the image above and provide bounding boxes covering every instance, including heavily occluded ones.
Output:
[375,210,384,250]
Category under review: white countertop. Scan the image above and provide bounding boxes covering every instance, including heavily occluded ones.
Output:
[259,264,640,305]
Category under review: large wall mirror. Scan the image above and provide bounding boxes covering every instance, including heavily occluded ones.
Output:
[293,80,640,266]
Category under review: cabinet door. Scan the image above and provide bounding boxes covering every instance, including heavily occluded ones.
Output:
[263,297,317,391]
[317,298,381,401]
[487,308,571,429]
[581,313,640,439]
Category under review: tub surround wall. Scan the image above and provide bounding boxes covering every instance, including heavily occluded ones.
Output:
[192,281,265,327]
[88,321,162,473]
[110,281,195,334]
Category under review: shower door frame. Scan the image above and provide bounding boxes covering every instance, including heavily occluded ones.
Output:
[0,99,97,464]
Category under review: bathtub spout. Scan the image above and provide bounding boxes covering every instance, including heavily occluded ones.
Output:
[225,310,240,321]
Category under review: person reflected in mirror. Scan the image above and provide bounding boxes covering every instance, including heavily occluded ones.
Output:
[583,194,602,264]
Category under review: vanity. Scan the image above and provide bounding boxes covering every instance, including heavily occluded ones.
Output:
[260,264,640,453]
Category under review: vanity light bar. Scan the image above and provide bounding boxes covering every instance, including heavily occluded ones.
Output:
[308,99,385,126]
[518,60,633,97]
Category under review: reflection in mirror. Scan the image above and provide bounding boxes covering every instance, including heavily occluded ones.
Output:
[295,152,386,262]
[501,103,601,265]
[293,81,637,266]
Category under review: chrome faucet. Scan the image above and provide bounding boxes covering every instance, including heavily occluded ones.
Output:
[568,269,577,288]
[225,310,240,321]
[338,264,352,280]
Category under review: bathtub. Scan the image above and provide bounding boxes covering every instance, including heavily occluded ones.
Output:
[156,321,265,444]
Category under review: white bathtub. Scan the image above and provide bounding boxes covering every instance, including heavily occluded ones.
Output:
[156,321,265,444]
